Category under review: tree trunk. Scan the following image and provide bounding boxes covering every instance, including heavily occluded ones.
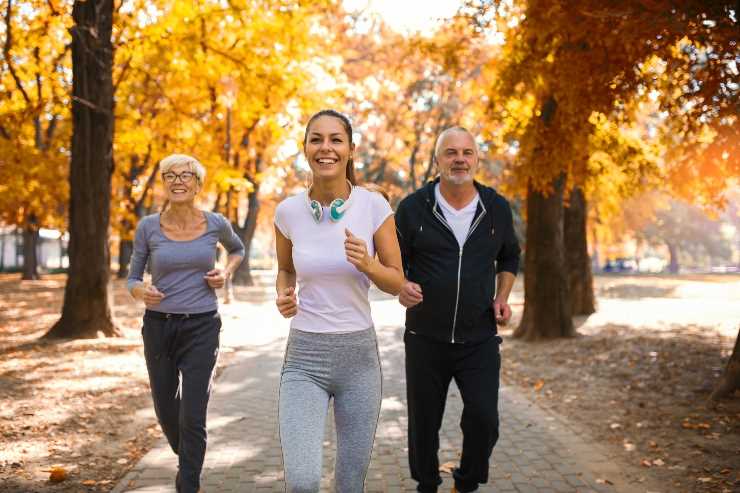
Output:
[116,239,132,279]
[564,187,596,315]
[709,327,740,402]
[232,184,260,287]
[117,155,157,279]
[21,221,40,280]
[58,234,65,269]
[667,242,679,273]
[514,178,574,340]
[46,0,119,339]
[15,228,22,267]
[0,229,5,270]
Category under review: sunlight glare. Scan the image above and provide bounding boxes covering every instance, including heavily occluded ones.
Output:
[344,0,461,33]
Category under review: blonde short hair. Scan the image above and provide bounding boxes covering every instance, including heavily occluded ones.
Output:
[159,154,206,184]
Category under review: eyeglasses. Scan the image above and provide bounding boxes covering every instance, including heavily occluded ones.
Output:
[162,171,196,183]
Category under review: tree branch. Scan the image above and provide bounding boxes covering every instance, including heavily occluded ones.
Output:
[113,55,132,92]
[46,0,60,16]
[4,0,33,105]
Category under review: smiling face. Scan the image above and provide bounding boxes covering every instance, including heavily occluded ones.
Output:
[435,129,479,186]
[303,115,354,182]
[162,162,201,204]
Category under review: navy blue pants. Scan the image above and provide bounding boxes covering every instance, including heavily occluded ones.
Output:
[405,331,501,493]
[142,310,221,493]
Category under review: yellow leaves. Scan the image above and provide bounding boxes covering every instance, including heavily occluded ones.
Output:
[213,168,253,194]
[695,124,717,145]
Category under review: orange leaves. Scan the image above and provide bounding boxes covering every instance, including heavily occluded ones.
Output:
[489,0,738,213]
[681,418,712,430]
[48,466,67,482]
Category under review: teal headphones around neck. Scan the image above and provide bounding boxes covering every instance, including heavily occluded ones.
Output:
[306,180,354,223]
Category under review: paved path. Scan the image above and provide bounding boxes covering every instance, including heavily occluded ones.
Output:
[113,297,627,493]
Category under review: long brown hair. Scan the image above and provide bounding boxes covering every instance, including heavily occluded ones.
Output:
[303,109,357,185]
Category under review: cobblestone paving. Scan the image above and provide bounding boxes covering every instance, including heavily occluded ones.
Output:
[114,299,628,493]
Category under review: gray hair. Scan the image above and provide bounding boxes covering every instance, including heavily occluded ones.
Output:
[159,154,206,183]
[433,126,478,160]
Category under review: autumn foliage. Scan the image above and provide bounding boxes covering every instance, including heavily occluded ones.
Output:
[0,0,737,342]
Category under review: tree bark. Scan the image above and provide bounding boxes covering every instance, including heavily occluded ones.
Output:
[116,239,132,279]
[46,0,119,338]
[117,154,155,279]
[0,229,5,270]
[564,187,596,315]
[58,234,65,269]
[667,242,679,273]
[15,228,22,267]
[232,182,260,287]
[21,216,40,280]
[709,327,740,402]
[514,178,574,340]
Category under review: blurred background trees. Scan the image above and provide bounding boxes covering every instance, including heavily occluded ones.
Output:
[0,0,737,354]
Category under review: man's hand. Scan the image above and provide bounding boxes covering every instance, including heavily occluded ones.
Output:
[399,281,423,308]
[276,286,298,318]
[493,299,512,325]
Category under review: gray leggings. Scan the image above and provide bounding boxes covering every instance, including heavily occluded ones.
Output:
[279,327,382,493]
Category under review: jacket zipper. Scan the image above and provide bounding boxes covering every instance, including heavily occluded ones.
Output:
[431,200,487,343]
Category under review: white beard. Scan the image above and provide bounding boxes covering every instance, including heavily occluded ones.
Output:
[442,171,473,185]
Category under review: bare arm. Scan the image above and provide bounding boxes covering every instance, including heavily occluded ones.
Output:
[345,215,404,295]
[275,225,298,318]
[495,271,516,303]
[493,271,516,324]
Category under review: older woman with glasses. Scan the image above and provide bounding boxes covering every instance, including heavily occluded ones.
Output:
[127,154,244,493]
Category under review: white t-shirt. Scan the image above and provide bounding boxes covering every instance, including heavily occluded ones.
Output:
[435,183,479,247]
[274,186,393,333]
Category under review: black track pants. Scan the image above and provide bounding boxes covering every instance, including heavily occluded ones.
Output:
[404,331,501,493]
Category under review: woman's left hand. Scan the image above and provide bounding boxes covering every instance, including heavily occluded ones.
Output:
[204,269,228,288]
[345,228,374,274]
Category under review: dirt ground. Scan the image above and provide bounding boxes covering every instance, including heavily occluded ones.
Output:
[0,272,738,492]
[0,274,239,492]
[499,274,740,493]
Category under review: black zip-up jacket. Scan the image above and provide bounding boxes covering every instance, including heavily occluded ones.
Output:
[395,178,520,344]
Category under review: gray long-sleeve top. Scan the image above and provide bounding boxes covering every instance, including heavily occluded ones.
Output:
[127,211,245,314]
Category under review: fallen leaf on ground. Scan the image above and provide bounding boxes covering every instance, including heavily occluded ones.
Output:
[533,379,545,391]
[595,478,614,485]
[439,461,456,474]
[82,479,96,486]
[49,467,67,482]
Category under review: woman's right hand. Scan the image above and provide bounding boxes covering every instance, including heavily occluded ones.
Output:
[134,283,165,307]
[276,286,298,318]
